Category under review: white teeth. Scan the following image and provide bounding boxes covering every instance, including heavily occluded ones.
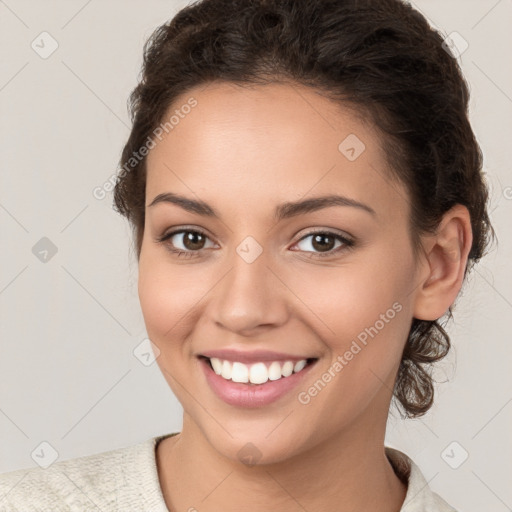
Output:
[221,360,232,380]
[208,357,310,384]
[249,362,268,384]
[210,357,223,375]
[231,362,249,383]
[281,361,294,377]
[294,359,307,373]
[268,361,282,381]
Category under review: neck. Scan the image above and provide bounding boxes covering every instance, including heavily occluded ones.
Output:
[156,406,407,511]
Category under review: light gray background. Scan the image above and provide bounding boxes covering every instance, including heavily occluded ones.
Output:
[0,1,511,510]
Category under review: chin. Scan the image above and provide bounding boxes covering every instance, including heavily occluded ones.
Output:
[200,420,313,467]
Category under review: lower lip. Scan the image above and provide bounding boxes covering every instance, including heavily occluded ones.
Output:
[199,357,317,408]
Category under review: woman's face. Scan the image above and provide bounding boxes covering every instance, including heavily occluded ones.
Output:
[138,81,424,463]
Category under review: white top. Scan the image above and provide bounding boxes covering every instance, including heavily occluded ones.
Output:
[0,432,457,511]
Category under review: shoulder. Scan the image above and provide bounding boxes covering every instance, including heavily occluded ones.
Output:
[385,446,459,512]
[0,436,171,512]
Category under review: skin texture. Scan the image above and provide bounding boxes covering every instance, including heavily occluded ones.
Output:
[138,81,472,511]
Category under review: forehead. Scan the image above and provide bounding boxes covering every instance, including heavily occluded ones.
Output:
[145,81,408,221]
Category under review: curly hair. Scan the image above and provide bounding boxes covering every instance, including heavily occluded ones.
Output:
[113,0,495,418]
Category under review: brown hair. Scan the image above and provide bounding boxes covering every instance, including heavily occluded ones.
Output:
[113,0,495,418]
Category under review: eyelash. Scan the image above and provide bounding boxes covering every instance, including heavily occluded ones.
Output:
[155,227,355,260]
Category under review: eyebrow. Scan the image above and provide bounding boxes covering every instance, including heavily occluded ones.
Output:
[147,192,376,220]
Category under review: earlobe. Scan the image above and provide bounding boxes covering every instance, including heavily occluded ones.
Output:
[413,205,473,321]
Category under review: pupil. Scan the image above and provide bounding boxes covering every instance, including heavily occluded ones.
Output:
[184,232,204,250]
[312,234,334,252]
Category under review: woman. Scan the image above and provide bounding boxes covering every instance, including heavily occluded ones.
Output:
[0,0,494,510]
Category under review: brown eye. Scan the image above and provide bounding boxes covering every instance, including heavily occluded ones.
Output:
[293,230,355,258]
[156,228,215,257]
[179,231,207,251]
[311,233,336,252]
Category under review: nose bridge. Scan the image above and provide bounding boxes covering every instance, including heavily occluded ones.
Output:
[212,237,286,332]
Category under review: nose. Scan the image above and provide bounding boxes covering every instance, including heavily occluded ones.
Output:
[210,246,289,336]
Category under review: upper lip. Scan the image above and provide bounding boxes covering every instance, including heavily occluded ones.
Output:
[199,349,317,364]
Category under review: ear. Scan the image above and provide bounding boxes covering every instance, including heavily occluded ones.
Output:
[413,204,473,321]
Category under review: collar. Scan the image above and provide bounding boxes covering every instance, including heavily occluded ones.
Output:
[385,446,457,511]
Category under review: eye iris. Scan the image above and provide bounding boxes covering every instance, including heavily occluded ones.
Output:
[312,234,335,252]
[183,231,205,251]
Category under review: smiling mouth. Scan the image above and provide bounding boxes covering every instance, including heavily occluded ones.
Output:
[199,355,318,386]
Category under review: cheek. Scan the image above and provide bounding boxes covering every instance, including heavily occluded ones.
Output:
[289,261,412,425]
[289,243,413,358]
[298,267,402,326]
[137,253,206,343]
